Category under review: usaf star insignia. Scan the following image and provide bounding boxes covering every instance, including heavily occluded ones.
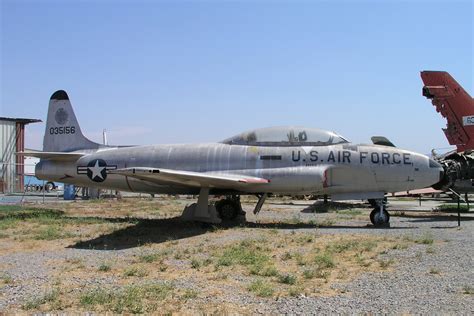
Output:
[77,159,117,182]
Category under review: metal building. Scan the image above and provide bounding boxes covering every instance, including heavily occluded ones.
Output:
[0,117,41,193]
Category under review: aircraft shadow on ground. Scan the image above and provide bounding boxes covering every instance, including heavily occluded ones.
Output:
[299,203,371,213]
[391,213,474,223]
[70,217,209,250]
[69,216,414,250]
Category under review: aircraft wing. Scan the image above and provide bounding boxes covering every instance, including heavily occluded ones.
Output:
[389,187,443,197]
[421,71,474,152]
[110,167,270,188]
[17,150,85,161]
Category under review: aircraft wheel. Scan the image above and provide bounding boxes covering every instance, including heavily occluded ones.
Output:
[45,182,55,192]
[216,199,240,220]
[370,208,390,226]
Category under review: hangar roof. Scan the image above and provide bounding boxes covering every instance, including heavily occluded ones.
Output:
[0,117,42,124]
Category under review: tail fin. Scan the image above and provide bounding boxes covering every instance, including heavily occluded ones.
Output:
[43,90,101,152]
[421,71,474,152]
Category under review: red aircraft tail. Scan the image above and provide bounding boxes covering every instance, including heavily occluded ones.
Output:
[421,71,474,152]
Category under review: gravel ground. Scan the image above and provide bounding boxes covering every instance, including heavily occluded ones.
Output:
[264,212,474,314]
[0,197,473,314]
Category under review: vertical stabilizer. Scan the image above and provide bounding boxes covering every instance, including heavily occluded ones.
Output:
[43,90,101,152]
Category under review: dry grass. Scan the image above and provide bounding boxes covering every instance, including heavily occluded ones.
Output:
[0,198,414,313]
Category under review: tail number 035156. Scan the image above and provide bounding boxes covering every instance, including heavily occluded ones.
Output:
[49,126,76,135]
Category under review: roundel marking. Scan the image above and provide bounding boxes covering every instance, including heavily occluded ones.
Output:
[55,107,69,125]
[87,159,107,182]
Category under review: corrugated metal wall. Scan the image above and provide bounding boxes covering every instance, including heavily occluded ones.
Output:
[0,120,18,193]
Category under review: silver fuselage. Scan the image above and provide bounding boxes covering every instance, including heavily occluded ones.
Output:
[36,142,443,197]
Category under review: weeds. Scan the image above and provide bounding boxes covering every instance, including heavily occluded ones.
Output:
[326,239,377,254]
[288,286,303,297]
[462,285,474,295]
[294,252,306,266]
[281,252,293,261]
[182,289,198,299]
[303,269,316,279]
[139,253,162,263]
[314,253,335,269]
[215,239,270,273]
[123,266,148,277]
[80,283,174,313]
[248,280,274,297]
[436,204,470,212]
[297,234,314,244]
[318,218,336,227]
[0,272,13,284]
[429,267,440,275]
[355,253,371,267]
[278,273,297,285]
[378,258,394,269]
[98,263,111,272]
[23,288,60,310]
[249,264,278,277]
[34,225,67,240]
[0,217,20,230]
[392,243,408,250]
[64,257,85,270]
[190,258,201,269]
[336,209,362,216]
[326,240,358,253]
[415,233,434,245]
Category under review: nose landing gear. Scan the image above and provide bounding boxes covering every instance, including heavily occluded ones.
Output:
[369,201,390,227]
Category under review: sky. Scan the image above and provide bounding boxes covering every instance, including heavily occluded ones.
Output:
[1,0,472,154]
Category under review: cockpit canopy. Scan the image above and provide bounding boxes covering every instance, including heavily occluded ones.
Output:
[221,126,349,147]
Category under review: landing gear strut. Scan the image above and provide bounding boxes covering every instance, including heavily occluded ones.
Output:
[369,201,390,227]
[181,187,221,223]
[253,193,267,215]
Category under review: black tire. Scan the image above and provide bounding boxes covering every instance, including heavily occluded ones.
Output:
[370,208,390,226]
[215,199,240,220]
[45,182,55,192]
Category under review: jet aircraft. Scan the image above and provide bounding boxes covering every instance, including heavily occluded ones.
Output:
[22,90,447,227]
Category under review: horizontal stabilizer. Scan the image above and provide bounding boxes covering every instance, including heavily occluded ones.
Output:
[17,150,85,161]
[110,167,270,188]
[371,136,396,147]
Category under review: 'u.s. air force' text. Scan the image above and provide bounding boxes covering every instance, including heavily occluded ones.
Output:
[291,150,411,165]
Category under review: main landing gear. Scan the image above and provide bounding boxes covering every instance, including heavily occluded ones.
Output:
[215,196,245,221]
[214,193,267,222]
[181,188,247,223]
[181,187,222,223]
[369,200,390,227]
[181,189,268,224]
